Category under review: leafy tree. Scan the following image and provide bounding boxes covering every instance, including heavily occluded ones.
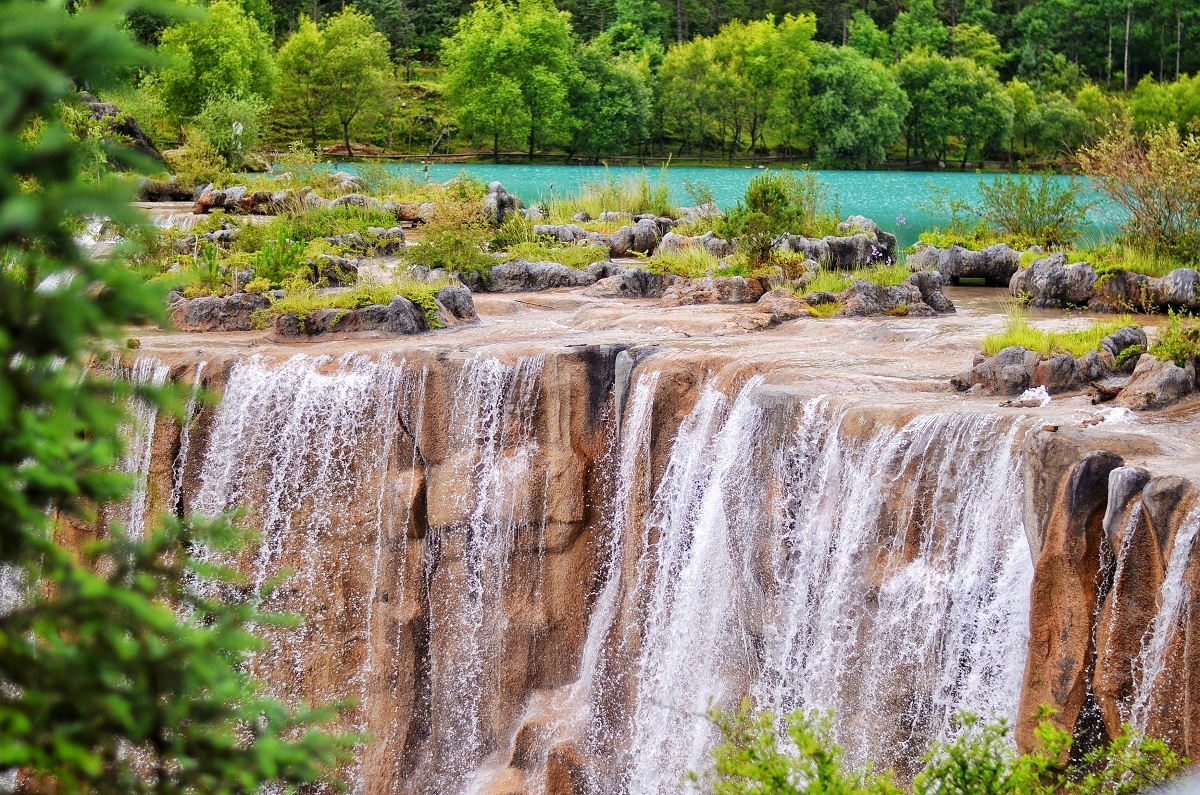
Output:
[275,9,391,156]
[322,8,392,156]
[192,94,266,168]
[805,43,909,168]
[1129,74,1200,135]
[568,43,652,160]
[717,171,835,267]
[0,0,352,791]
[1005,77,1038,156]
[848,10,891,62]
[1032,92,1087,156]
[443,0,579,158]
[657,35,719,158]
[275,17,330,150]
[605,0,669,51]
[156,0,277,127]
[975,171,1090,246]
[892,0,949,59]
[949,22,1007,69]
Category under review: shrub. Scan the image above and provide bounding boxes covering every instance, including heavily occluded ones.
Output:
[258,276,450,329]
[718,171,838,268]
[1149,310,1200,367]
[164,130,228,188]
[647,247,723,278]
[244,277,271,294]
[263,205,400,245]
[1079,118,1200,261]
[407,200,495,278]
[192,94,265,169]
[975,172,1090,248]
[252,229,306,286]
[692,702,1186,795]
[982,303,1135,357]
[805,261,910,294]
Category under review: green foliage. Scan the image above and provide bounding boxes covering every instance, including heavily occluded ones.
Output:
[897,51,1013,169]
[407,200,495,277]
[543,166,675,221]
[253,229,307,285]
[805,44,909,169]
[806,261,911,294]
[191,94,265,168]
[976,172,1089,247]
[156,0,277,126]
[1072,243,1191,279]
[568,42,652,160]
[261,276,450,329]
[1080,118,1200,262]
[892,0,948,58]
[695,703,1187,795]
[982,305,1136,357]
[163,130,229,188]
[847,11,890,61]
[718,171,838,266]
[275,10,392,156]
[1129,74,1200,137]
[443,0,579,158]
[646,246,721,278]
[259,205,401,247]
[501,242,609,269]
[0,1,351,791]
[1149,310,1200,367]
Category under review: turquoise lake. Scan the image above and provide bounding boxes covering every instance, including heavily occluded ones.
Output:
[343,162,1114,246]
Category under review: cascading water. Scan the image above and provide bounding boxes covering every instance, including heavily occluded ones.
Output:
[603,383,1033,793]
[428,355,546,792]
[118,357,169,538]
[1129,503,1200,732]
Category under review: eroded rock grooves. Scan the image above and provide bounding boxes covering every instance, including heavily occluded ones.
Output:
[122,348,1200,795]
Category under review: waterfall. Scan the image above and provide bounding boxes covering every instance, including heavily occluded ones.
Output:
[118,357,169,538]
[1129,503,1200,732]
[170,361,205,516]
[610,384,1033,793]
[428,355,546,792]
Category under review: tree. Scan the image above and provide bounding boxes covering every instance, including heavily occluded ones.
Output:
[1006,77,1038,157]
[848,10,891,62]
[442,0,579,158]
[892,0,949,59]
[275,17,330,150]
[156,0,276,127]
[568,43,652,161]
[949,22,1007,69]
[0,0,351,791]
[805,44,909,168]
[275,9,391,156]
[322,8,392,156]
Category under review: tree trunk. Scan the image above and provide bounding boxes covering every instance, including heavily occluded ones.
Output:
[312,0,318,23]
[676,0,683,43]
[1124,1,1131,91]
[1107,21,1113,84]
[342,121,353,158]
[1177,9,1182,80]
[494,132,500,162]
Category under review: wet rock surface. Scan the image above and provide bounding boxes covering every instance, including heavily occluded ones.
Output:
[908,242,1022,286]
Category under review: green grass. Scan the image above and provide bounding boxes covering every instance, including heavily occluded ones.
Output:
[916,225,1035,253]
[982,304,1136,357]
[234,206,402,254]
[1070,243,1193,279]
[538,165,676,222]
[646,247,722,278]
[499,241,610,269]
[803,262,911,294]
[1149,309,1200,366]
[253,276,451,330]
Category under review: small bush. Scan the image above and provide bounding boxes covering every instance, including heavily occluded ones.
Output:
[543,165,675,221]
[647,247,722,278]
[1071,243,1188,280]
[490,213,541,250]
[252,230,307,286]
[975,171,1090,248]
[192,94,265,169]
[982,304,1135,357]
[263,205,400,245]
[259,276,451,330]
[165,131,229,188]
[1079,118,1200,261]
[718,171,840,268]
[1149,309,1200,366]
[406,200,494,278]
[244,277,271,294]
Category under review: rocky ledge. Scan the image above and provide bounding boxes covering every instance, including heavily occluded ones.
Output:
[1009,253,1200,312]
[908,242,1023,286]
[948,326,1200,410]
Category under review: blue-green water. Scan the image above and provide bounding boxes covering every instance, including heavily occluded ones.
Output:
[340,162,1113,245]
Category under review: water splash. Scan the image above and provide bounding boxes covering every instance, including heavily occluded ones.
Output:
[118,357,169,539]
[169,361,206,516]
[614,388,1032,793]
[1129,503,1200,732]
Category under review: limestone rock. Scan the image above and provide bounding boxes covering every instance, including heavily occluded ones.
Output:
[488,259,618,292]
[1113,354,1196,410]
[908,243,1021,286]
[837,215,897,258]
[833,273,954,317]
[435,285,478,322]
[660,276,764,306]
[483,182,522,224]
[170,292,270,332]
[582,268,671,299]
[756,288,810,321]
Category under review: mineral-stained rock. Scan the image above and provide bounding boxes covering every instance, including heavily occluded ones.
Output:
[660,276,765,306]
[1113,354,1197,410]
[833,273,955,317]
[488,259,619,292]
[907,243,1021,286]
[1018,448,1124,752]
[837,215,898,258]
[956,327,1146,396]
[435,285,478,322]
[1010,258,1200,313]
[756,288,811,320]
[582,268,672,299]
[170,292,269,332]
[483,181,523,224]
[272,294,427,339]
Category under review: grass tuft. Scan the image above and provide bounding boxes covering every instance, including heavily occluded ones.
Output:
[982,303,1136,357]
[804,262,911,294]
[499,241,610,270]
[255,275,451,330]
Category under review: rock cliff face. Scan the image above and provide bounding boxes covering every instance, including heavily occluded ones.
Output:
[119,346,1200,794]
